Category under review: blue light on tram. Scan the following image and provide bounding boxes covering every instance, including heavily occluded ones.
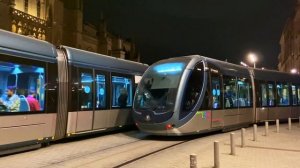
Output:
[84,86,91,93]
[153,62,184,74]
[35,67,44,73]
[212,89,221,96]
[12,65,22,74]
[99,88,105,95]
[237,81,244,85]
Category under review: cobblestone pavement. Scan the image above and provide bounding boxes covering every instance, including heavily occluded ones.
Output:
[1,124,300,168]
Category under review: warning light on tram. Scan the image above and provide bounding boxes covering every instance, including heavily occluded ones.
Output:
[166,124,173,129]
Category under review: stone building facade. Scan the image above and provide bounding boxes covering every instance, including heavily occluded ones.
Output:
[0,0,140,61]
[278,0,300,73]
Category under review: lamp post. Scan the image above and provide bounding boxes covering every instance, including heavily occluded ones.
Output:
[248,53,257,68]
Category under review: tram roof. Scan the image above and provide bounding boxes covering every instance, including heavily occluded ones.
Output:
[62,46,148,75]
[253,68,300,84]
[202,56,250,78]
[202,56,300,84]
[0,29,57,62]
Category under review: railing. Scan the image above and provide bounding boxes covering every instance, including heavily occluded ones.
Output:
[10,8,48,40]
[11,8,47,26]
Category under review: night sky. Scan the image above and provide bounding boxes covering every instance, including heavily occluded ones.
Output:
[84,0,296,69]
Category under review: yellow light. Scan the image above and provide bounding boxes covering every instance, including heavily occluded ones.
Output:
[248,53,257,63]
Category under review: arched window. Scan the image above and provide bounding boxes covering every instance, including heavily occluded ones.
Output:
[37,0,41,18]
[24,0,28,13]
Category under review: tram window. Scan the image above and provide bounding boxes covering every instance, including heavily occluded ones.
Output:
[297,86,300,105]
[224,76,238,108]
[182,62,204,115]
[267,83,275,107]
[0,60,45,112]
[211,76,221,109]
[276,83,290,106]
[291,85,297,106]
[95,74,106,109]
[111,76,132,108]
[260,84,268,106]
[237,78,252,107]
[46,63,58,113]
[69,67,79,111]
[79,71,93,110]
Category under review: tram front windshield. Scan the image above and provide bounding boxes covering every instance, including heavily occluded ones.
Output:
[134,62,186,114]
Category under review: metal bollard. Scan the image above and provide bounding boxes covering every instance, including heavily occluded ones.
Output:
[190,154,197,168]
[230,133,236,155]
[288,117,292,130]
[214,141,220,168]
[253,124,257,141]
[265,121,269,136]
[276,119,280,133]
[241,128,246,148]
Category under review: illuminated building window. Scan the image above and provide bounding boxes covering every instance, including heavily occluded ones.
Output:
[24,0,28,13]
[37,0,41,18]
[11,22,17,33]
[42,34,46,40]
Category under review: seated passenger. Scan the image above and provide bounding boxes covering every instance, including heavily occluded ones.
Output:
[0,86,20,112]
[26,90,41,111]
[269,99,274,106]
[118,88,128,108]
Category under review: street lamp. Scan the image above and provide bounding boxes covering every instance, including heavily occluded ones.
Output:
[248,53,257,68]
[290,68,298,74]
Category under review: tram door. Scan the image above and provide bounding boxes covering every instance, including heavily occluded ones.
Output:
[209,67,224,128]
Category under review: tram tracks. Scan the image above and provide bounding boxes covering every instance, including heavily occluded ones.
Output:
[41,136,194,168]
[35,131,148,168]
[1,129,228,168]
[112,140,192,168]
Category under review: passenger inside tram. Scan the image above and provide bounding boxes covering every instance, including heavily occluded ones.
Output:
[118,87,128,108]
[26,90,41,111]
[225,86,235,108]
[0,61,45,112]
[0,86,20,112]
[111,76,132,108]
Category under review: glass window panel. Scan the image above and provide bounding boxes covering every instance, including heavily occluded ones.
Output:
[181,63,204,114]
[268,83,275,107]
[95,74,106,109]
[80,72,93,110]
[46,63,58,113]
[24,0,28,13]
[0,60,45,112]
[69,67,79,111]
[212,76,221,109]
[112,76,132,108]
[237,78,252,107]
[37,0,41,18]
[276,83,290,106]
[292,85,297,106]
[224,76,237,108]
[260,84,267,106]
[298,86,300,105]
